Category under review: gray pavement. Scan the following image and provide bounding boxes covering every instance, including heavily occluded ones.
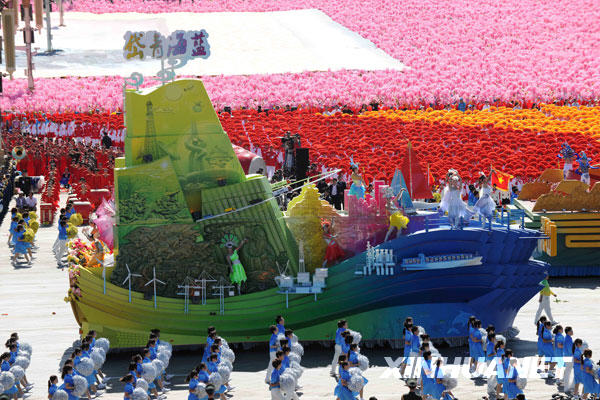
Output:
[0,195,598,400]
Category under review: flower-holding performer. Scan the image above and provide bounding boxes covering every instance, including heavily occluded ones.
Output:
[221,234,248,295]
[439,169,472,228]
[322,218,345,267]
[384,188,409,242]
[347,157,366,199]
[473,173,496,222]
[558,142,578,180]
[576,152,598,185]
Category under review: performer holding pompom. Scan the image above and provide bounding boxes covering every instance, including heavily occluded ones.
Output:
[322,218,344,267]
[186,370,201,400]
[439,170,472,228]
[269,359,285,400]
[347,157,365,199]
[432,358,458,400]
[48,375,59,399]
[473,173,495,221]
[207,354,226,400]
[275,316,286,335]
[203,328,217,363]
[1,353,20,399]
[331,320,348,376]
[334,361,357,400]
[59,365,78,400]
[266,325,280,384]
[120,374,135,399]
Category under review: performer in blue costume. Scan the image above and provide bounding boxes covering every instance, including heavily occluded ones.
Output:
[202,328,216,363]
[470,320,484,377]
[581,350,597,399]
[1,353,20,398]
[467,316,476,372]
[347,157,365,199]
[420,351,435,398]
[59,365,79,400]
[185,370,200,400]
[505,358,524,400]
[576,151,598,185]
[331,320,348,376]
[269,359,285,400]
[541,321,554,377]
[573,339,584,397]
[207,354,226,399]
[121,374,135,399]
[333,362,358,400]
[48,375,59,399]
[558,142,577,179]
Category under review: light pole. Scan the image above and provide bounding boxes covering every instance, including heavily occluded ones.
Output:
[22,0,34,91]
[43,0,51,52]
[58,0,64,26]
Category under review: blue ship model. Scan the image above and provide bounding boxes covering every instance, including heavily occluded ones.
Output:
[293,212,549,342]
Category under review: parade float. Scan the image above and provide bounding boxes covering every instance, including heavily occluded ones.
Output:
[63,77,550,349]
[512,164,600,276]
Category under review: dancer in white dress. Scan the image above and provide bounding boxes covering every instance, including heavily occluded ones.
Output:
[473,173,496,221]
[440,170,472,228]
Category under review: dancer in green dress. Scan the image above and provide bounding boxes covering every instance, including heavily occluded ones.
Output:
[222,234,248,294]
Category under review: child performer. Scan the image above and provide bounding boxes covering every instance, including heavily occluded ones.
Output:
[505,358,523,400]
[266,325,280,384]
[12,224,31,265]
[269,359,285,400]
[400,317,414,378]
[185,370,200,400]
[206,354,226,400]
[120,374,135,399]
[470,320,484,378]
[48,375,59,400]
[333,361,357,400]
[55,218,68,267]
[331,320,348,376]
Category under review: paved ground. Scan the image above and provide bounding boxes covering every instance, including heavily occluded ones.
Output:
[0,195,598,400]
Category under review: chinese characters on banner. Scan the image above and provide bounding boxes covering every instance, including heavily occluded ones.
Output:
[123,30,210,62]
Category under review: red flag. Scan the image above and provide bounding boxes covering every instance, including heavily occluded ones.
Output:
[401,142,432,199]
[491,167,513,192]
[427,163,435,186]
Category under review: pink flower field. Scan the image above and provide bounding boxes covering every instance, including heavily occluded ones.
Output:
[2,0,599,112]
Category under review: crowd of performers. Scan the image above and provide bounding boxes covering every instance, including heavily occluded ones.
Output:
[2,312,600,400]
[1,333,33,400]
